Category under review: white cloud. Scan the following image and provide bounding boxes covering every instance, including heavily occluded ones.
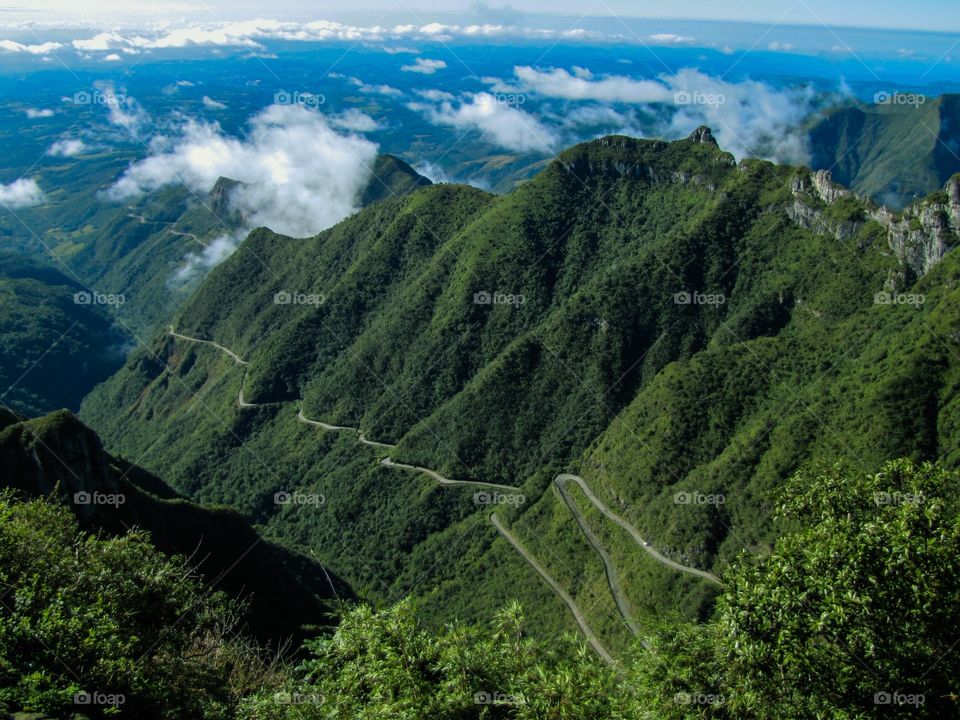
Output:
[648,33,695,45]
[72,31,124,51]
[202,95,227,109]
[49,138,87,156]
[55,18,644,54]
[664,68,817,164]
[410,92,557,153]
[511,65,673,103]
[401,57,447,74]
[106,103,379,238]
[0,178,43,208]
[415,88,455,102]
[103,52,121,61]
[382,45,419,54]
[91,81,149,137]
[24,107,54,118]
[0,39,62,54]
[347,76,403,97]
[169,233,240,287]
[328,108,380,133]
[488,65,822,164]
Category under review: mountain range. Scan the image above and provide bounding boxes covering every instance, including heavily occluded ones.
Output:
[76,127,960,657]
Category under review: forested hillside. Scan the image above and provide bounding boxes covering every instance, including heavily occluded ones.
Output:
[81,128,960,656]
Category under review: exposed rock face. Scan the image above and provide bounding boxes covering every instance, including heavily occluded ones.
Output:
[787,170,861,240]
[688,125,718,145]
[868,174,960,275]
[788,170,959,275]
[208,176,246,224]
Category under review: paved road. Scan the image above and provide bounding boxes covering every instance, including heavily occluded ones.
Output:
[296,404,398,450]
[380,457,520,492]
[556,474,721,585]
[553,479,641,636]
[489,513,615,665]
[168,327,248,365]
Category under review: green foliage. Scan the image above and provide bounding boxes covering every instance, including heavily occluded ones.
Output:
[80,132,960,654]
[0,493,280,719]
[240,600,627,720]
[0,253,129,416]
[808,94,960,207]
[629,460,960,719]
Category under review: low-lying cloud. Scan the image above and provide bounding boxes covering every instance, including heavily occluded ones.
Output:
[409,92,557,153]
[477,65,825,163]
[49,138,87,157]
[401,57,447,74]
[107,103,379,238]
[169,233,240,287]
[0,178,44,208]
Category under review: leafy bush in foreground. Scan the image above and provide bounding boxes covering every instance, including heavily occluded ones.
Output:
[0,493,281,720]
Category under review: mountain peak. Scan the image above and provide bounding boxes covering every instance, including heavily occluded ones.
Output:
[688,125,718,145]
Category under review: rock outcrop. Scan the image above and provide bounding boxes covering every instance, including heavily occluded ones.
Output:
[788,170,959,275]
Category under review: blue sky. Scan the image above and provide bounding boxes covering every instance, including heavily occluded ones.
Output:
[6,0,960,32]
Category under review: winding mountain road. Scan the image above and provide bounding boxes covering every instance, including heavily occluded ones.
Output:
[553,480,641,636]
[556,474,722,585]
[166,328,720,661]
[489,513,614,664]
[168,327,248,366]
[295,404,398,449]
[379,457,520,492]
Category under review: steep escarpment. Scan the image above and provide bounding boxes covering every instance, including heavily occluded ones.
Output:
[789,168,959,275]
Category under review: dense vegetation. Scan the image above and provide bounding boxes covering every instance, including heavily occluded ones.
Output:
[0,253,129,416]
[3,460,956,718]
[79,129,960,655]
[0,409,345,644]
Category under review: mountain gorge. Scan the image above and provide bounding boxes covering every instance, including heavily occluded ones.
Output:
[78,127,960,659]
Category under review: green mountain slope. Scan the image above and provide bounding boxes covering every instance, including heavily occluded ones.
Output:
[809,93,960,207]
[0,253,130,416]
[6,154,430,339]
[80,129,960,655]
[0,409,349,644]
